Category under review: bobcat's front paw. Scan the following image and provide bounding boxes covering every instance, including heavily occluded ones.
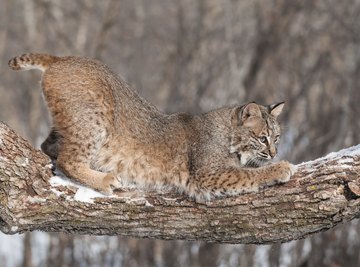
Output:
[275,160,297,183]
[99,174,122,195]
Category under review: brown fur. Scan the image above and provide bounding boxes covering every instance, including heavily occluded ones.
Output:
[8,53,295,201]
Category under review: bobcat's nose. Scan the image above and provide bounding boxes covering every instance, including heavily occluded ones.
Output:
[269,146,277,158]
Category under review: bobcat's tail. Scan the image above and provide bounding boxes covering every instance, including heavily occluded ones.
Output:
[8,53,60,72]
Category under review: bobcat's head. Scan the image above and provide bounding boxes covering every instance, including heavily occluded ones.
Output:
[230,102,284,167]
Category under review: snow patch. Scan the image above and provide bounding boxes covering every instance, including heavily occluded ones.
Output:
[49,175,72,187]
[49,175,158,205]
[338,157,354,164]
[49,175,110,204]
[297,144,360,167]
[74,186,107,203]
[50,187,65,197]
[161,197,179,201]
[123,197,153,206]
[28,196,47,204]
[45,163,53,169]
[145,200,154,207]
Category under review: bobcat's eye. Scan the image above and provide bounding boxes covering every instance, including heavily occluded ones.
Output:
[259,136,267,144]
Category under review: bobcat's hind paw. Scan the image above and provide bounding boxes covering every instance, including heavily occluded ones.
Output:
[99,174,122,195]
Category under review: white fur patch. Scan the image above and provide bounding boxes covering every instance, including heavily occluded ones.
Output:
[240,152,251,166]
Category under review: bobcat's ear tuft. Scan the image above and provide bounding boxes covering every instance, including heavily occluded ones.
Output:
[269,102,284,117]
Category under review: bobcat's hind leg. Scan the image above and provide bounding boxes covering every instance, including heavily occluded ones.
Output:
[57,158,120,195]
[56,142,121,195]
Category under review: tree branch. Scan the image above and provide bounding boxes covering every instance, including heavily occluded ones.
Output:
[0,121,359,244]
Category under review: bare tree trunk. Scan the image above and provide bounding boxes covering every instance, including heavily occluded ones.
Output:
[22,232,32,267]
[0,121,360,244]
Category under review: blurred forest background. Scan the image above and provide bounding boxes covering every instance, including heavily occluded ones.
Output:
[1,0,360,266]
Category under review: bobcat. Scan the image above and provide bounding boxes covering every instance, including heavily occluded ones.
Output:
[8,53,295,201]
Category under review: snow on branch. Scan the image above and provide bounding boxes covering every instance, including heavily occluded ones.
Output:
[0,121,359,244]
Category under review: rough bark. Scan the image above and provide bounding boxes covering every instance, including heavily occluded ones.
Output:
[0,121,359,244]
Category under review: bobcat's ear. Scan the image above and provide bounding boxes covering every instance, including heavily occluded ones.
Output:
[241,102,262,121]
[231,102,261,127]
[269,102,284,117]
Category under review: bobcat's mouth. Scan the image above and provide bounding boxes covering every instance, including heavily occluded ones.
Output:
[257,152,272,160]
[245,155,269,168]
[236,152,267,168]
[245,159,266,168]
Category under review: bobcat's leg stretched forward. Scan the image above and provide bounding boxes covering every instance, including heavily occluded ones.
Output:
[189,161,296,201]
